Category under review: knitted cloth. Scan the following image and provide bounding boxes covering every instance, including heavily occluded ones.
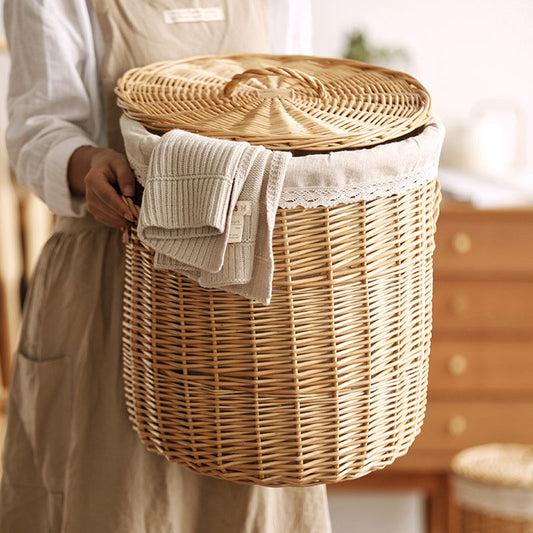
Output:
[136,128,291,304]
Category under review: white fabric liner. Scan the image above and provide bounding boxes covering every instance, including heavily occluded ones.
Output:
[453,475,533,521]
[121,115,445,208]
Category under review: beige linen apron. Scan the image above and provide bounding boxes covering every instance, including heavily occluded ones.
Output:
[0,2,332,532]
[94,0,271,152]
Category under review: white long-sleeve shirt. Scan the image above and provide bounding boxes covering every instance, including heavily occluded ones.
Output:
[3,0,312,217]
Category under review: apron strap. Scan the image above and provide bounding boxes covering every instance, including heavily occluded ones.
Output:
[91,0,270,152]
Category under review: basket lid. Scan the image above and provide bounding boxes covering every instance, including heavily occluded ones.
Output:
[115,54,432,152]
[452,444,533,489]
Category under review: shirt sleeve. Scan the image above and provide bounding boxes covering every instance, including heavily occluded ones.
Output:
[269,0,313,55]
[4,0,105,217]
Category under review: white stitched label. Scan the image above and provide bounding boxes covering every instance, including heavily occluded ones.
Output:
[227,202,252,243]
[163,7,224,24]
[228,214,244,243]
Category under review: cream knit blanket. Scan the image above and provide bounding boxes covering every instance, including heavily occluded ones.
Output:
[134,127,291,305]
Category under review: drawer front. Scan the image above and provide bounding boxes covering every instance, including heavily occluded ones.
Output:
[434,209,533,277]
[433,280,533,334]
[429,339,533,396]
[412,400,533,453]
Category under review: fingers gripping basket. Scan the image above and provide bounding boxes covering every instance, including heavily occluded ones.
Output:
[117,54,443,487]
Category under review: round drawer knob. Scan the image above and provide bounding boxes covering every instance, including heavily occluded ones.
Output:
[448,354,468,376]
[452,232,472,254]
[449,295,468,315]
[448,415,467,436]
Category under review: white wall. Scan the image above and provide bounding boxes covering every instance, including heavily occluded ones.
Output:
[328,491,425,533]
[311,0,533,175]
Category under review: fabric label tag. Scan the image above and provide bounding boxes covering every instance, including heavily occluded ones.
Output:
[228,214,244,243]
[228,201,252,243]
[234,200,252,216]
[163,7,224,24]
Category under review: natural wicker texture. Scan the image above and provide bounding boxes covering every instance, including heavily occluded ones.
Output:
[452,444,533,532]
[452,444,533,489]
[121,178,440,487]
[459,509,533,533]
[115,54,431,151]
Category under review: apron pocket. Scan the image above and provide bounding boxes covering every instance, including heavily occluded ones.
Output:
[9,352,73,494]
[0,479,62,533]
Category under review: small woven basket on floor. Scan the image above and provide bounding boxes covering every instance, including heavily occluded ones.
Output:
[452,444,533,533]
[118,54,441,486]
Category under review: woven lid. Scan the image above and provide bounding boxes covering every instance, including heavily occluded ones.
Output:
[452,444,533,489]
[115,54,431,151]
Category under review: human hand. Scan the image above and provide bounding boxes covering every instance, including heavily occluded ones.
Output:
[68,146,136,228]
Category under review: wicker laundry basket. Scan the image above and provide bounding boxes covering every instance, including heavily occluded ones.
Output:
[452,444,533,533]
[117,54,442,486]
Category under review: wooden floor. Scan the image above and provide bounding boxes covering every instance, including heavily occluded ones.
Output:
[0,387,7,472]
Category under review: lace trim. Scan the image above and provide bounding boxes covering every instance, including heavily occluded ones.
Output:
[131,161,149,187]
[278,163,439,208]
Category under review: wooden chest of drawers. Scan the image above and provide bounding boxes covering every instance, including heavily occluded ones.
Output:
[396,204,533,470]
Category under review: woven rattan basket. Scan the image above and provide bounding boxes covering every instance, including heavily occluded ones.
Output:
[452,444,533,533]
[118,54,442,486]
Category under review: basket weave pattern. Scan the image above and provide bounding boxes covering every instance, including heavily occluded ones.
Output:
[453,444,533,532]
[459,509,533,533]
[122,179,440,486]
